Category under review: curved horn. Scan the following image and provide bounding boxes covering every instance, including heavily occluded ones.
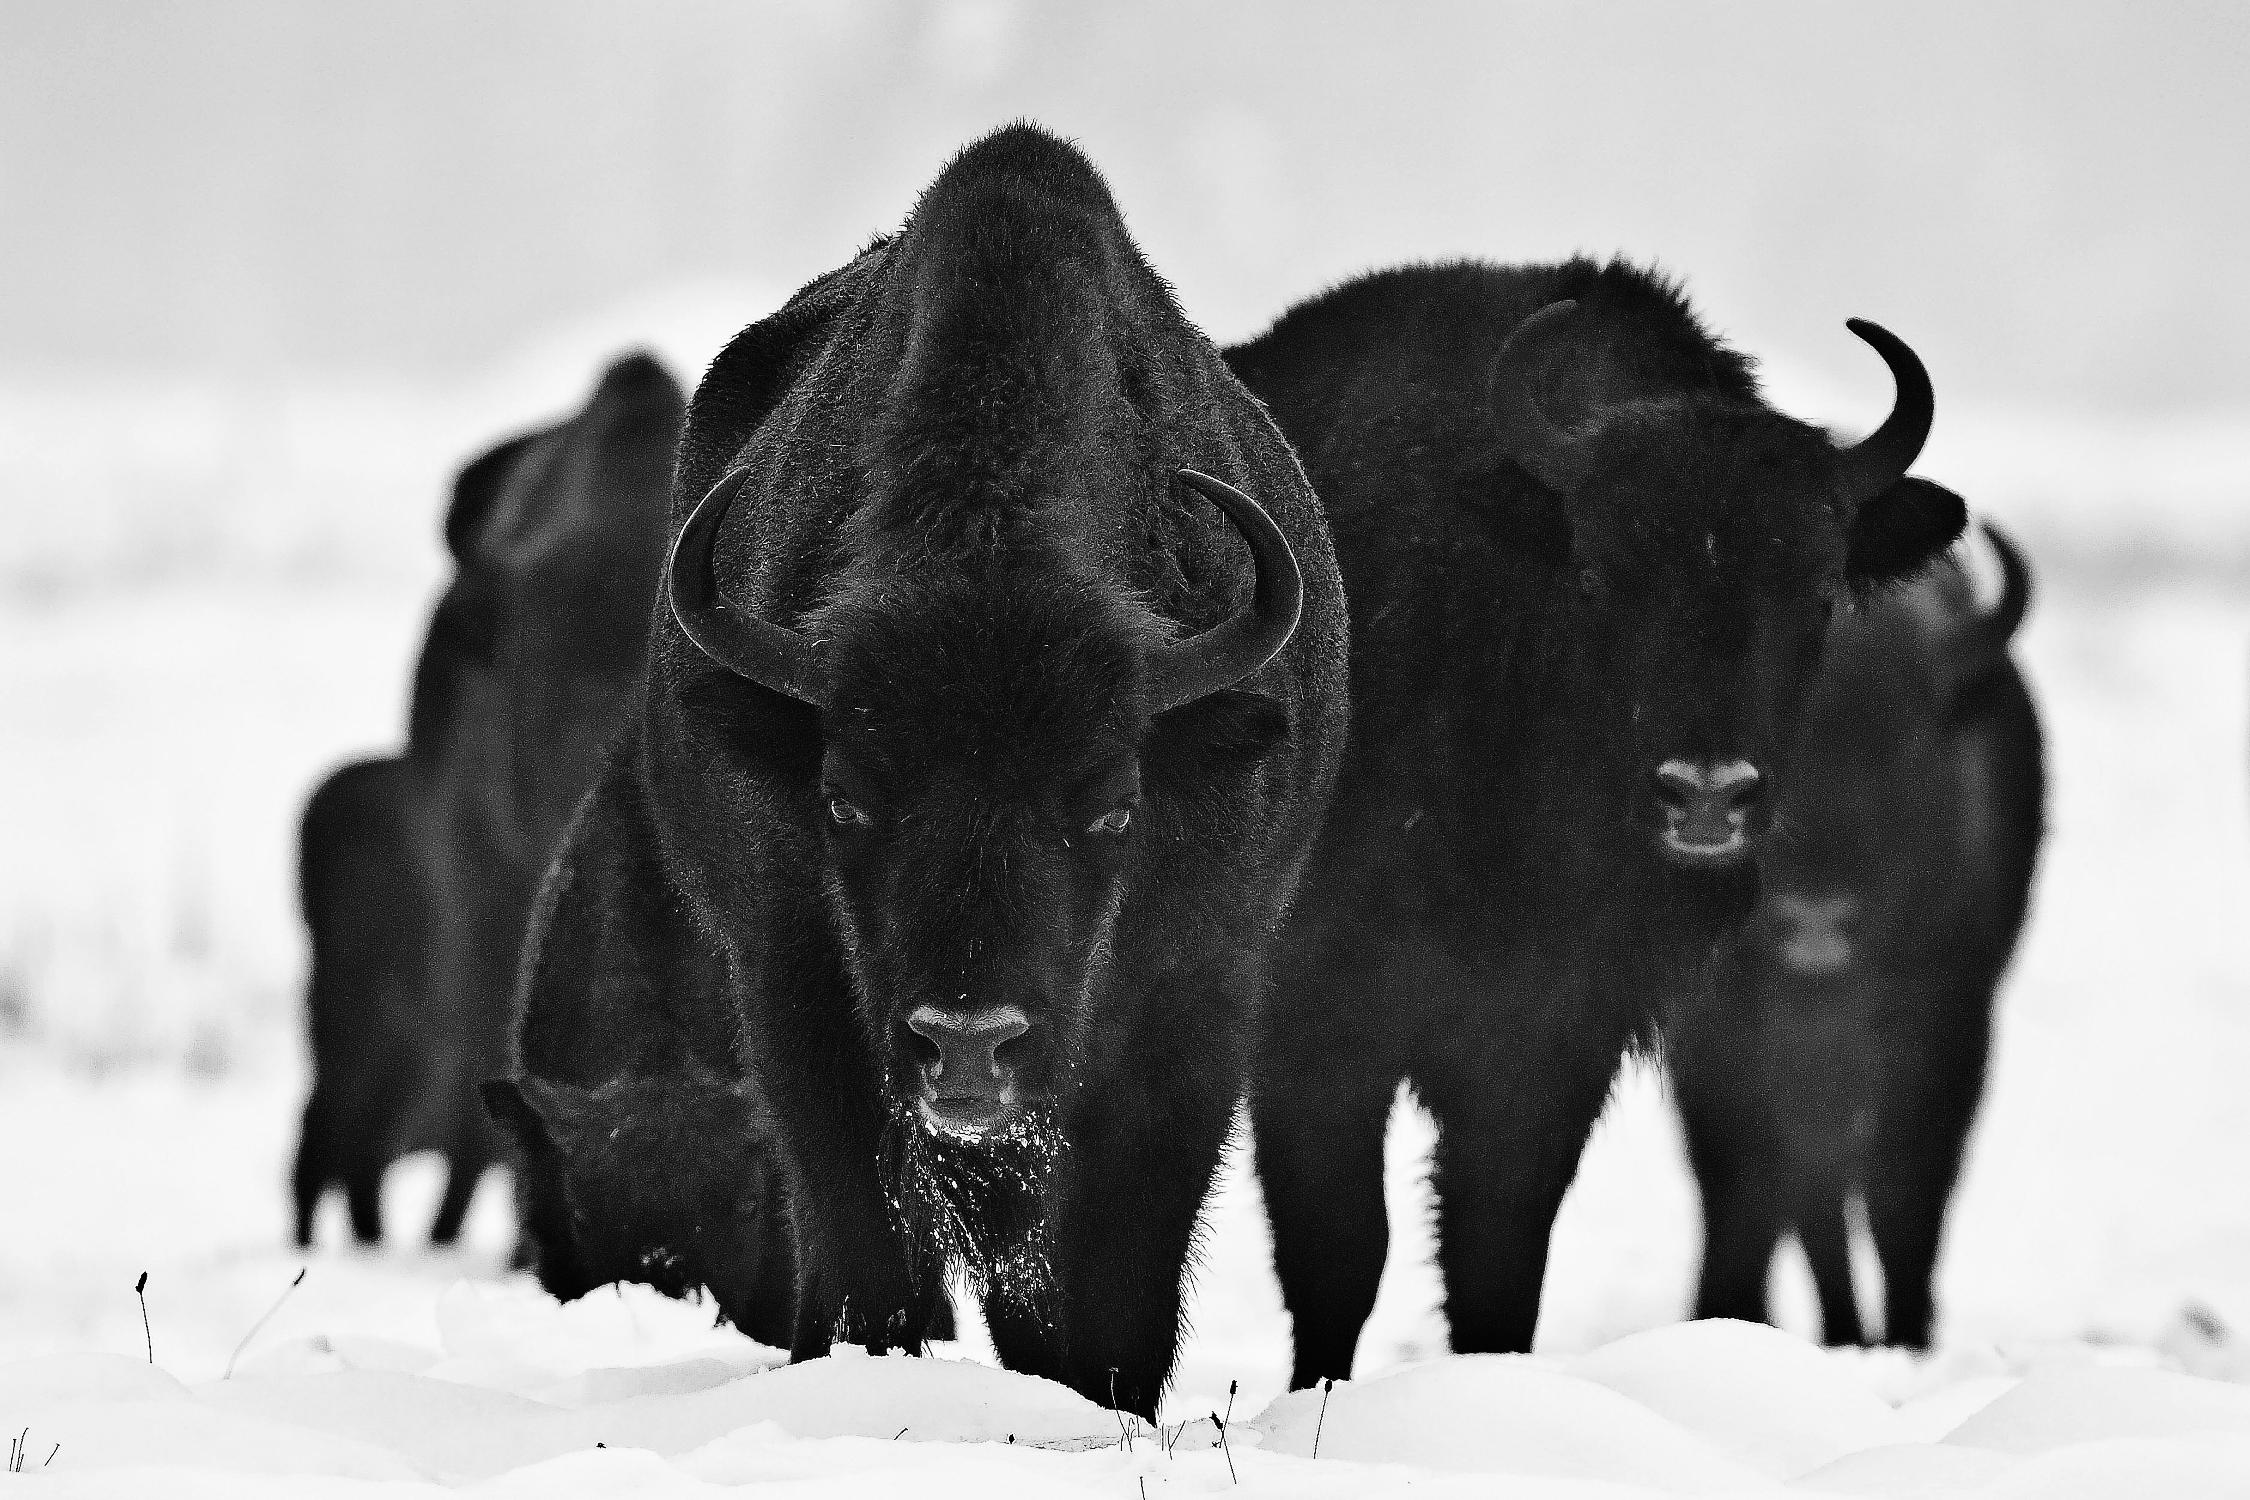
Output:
[1487,299,1591,495]
[666,467,828,707]
[1836,319,1934,511]
[1945,520,2032,693]
[1145,469,1304,712]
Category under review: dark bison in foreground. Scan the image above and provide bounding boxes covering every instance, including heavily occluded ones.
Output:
[1668,521,2044,1348]
[1225,258,1965,1387]
[495,124,1346,1417]
[291,352,682,1246]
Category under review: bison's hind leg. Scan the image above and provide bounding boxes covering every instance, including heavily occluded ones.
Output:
[290,1091,338,1248]
[294,1086,390,1246]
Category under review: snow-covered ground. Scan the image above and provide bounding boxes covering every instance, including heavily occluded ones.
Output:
[5,366,2250,1491]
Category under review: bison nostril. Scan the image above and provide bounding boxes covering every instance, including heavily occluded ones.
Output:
[1655,759,1762,812]
[906,1004,1031,1088]
[1710,760,1762,810]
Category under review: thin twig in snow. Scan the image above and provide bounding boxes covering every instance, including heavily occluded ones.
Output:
[225,1267,307,1379]
[1313,1377,1333,1458]
[1110,1368,1133,1453]
[135,1272,152,1364]
[1211,1410,1236,1485]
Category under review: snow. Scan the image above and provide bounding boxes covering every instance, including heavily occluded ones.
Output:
[6,361,2250,1492]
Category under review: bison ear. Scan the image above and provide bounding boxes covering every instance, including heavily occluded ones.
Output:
[480,1078,556,1157]
[678,672,825,785]
[1146,688,1291,778]
[1846,476,1967,587]
[445,435,532,561]
[485,1075,613,1158]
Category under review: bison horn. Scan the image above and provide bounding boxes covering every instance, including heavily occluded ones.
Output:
[1487,299,1592,496]
[1145,469,1304,712]
[1835,319,1934,512]
[1945,520,2032,693]
[667,467,830,707]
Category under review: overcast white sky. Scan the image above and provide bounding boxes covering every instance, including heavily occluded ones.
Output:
[4,0,2245,416]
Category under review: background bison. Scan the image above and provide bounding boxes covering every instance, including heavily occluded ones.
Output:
[501,124,1347,1418]
[292,351,682,1245]
[291,755,424,1244]
[1667,518,2045,1348]
[1226,258,1965,1387]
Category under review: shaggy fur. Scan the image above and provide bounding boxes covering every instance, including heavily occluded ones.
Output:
[290,352,684,1247]
[1666,521,2044,1347]
[1225,258,1966,1387]
[503,124,1348,1418]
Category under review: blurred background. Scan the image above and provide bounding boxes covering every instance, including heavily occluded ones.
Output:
[2,0,2246,1397]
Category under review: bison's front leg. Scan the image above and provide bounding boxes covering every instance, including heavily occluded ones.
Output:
[758,1026,943,1358]
[1417,999,1634,1356]
[1040,1033,1241,1421]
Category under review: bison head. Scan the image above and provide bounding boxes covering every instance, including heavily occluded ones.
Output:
[441,354,681,865]
[669,469,1300,1140]
[1484,302,1965,874]
[1759,519,2031,974]
[481,1073,795,1345]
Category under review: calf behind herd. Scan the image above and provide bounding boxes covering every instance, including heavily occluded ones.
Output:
[289,126,2043,1418]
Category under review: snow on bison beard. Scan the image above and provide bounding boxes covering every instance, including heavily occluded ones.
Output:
[881,1102,1065,1314]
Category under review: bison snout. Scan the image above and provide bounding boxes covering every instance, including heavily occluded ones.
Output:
[1769,891,1859,974]
[906,1004,1031,1138]
[1654,758,1763,865]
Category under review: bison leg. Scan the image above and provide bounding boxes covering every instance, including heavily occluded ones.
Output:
[290,1089,341,1248]
[1794,1196,1866,1346]
[428,1100,500,1245]
[1690,1158,1783,1327]
[296,1067,405,1246]
[1864,1110,1968,1350]
[770,1094,942,1360]
[1042,1078,1239,1421]
[1251,1075,1396,1389]
[1420,1041,1622,1355]
[982,1290,1067,1389]
[702,1208,801,1353]
[788,1200,938,1361]
[1865,1001,1989,1349]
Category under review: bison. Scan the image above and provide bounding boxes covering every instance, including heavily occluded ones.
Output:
[496,124,1347,1417]
[291,351,682,1246]
[292,755,424,1244]
[1666,519,2044,1348]
[1224,257,1965,1387]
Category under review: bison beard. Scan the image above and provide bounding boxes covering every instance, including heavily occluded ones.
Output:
[879,1106,1064,1327]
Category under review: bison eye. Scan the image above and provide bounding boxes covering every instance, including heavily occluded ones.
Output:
[826,794,865,827]
[1086,807,1132,836]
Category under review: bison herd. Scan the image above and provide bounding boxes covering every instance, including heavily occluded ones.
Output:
[292,125,2044,1417]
